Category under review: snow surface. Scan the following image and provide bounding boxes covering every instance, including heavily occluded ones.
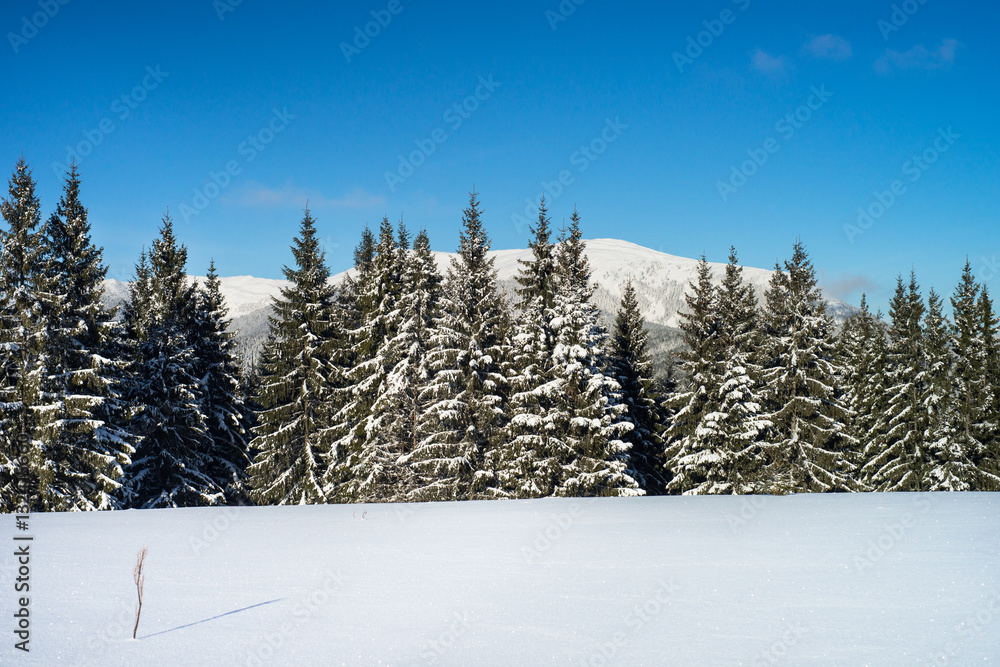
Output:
[4,493,998,665]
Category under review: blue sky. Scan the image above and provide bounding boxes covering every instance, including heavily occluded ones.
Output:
[3,0,999,312]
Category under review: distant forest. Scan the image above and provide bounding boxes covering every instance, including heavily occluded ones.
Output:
[1,158,997,513]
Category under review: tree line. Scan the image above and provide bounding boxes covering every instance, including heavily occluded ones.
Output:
[1,158,997,512]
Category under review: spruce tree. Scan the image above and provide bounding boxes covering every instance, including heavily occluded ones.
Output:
[191,261,253,504]
[610,278,667,494]
[663,256,726,494]
[944,261,999,490]
[336,217,415,502]
[121,215,221,508]
[974,287,1000,486]
[712,247,771,493]
[498,199,572,498]
[374,230,451,500]
[247,209,337,505]
[324,226,376,500]
[870,274,927,491]
[411,191,510,500]
[758,242,857,493]
[922,287,972,490]
[0,159,49,512]
[548,211,639,497]
[838,295,889,489]
[34,164,133,510]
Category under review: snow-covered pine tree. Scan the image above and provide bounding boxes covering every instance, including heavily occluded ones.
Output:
[944,261,1000,490]
[33,164,134,510]
[0,158,50,512]
[323,226,375,501]
[868,274,927,491]
[974,286,1000,487]
[712,247,772,493]
[663,256,727,494]
[247,209,337,505]
[336,217,416,502]
[547,210,639,497]
[610,278,667,495]
[120,215,222,508]
[496,198,571,498]
[410,191,510,500]
[922,287,974,490]
[837,295,889,489]
[758,242,857,493]
[191,260,253,504]
[372,229,457,501]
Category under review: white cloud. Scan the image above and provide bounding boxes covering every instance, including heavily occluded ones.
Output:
[232,182,386,210]
[874,38,959,73]
[751,49,788,76]
[802,34,852,61]
[819,272,882,302]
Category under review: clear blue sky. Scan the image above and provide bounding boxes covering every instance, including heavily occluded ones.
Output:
[4,0,999,312]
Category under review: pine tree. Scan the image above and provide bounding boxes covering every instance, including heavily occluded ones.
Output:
[547,211,640,497]
[869,274,927,491]
[34,164,133,510]
[247,209,337,505]
[974,287,1000,486]
[498,199,573,498]
[712,247,771,493]
[663,256,726,494]
[323,226,375,500]
[610,278,667,494]
[758,242,857,493]
[191,260,253,504]
[411,191,510,500]
[837,295,889,489]
[0,158,49,512]
[121,214,221,508]
[374,230,451,500]
[943,261,999,490]
[922,287,971,490]
[336,217,415,502]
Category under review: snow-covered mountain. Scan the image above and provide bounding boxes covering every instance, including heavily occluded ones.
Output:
[102,239,855,372]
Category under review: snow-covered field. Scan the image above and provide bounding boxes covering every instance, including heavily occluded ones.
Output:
[4,493,998,665]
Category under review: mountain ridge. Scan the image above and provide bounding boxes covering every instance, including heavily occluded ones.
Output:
[101,238,855,373]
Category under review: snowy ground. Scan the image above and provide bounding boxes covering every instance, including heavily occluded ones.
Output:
[3,493,998,665]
